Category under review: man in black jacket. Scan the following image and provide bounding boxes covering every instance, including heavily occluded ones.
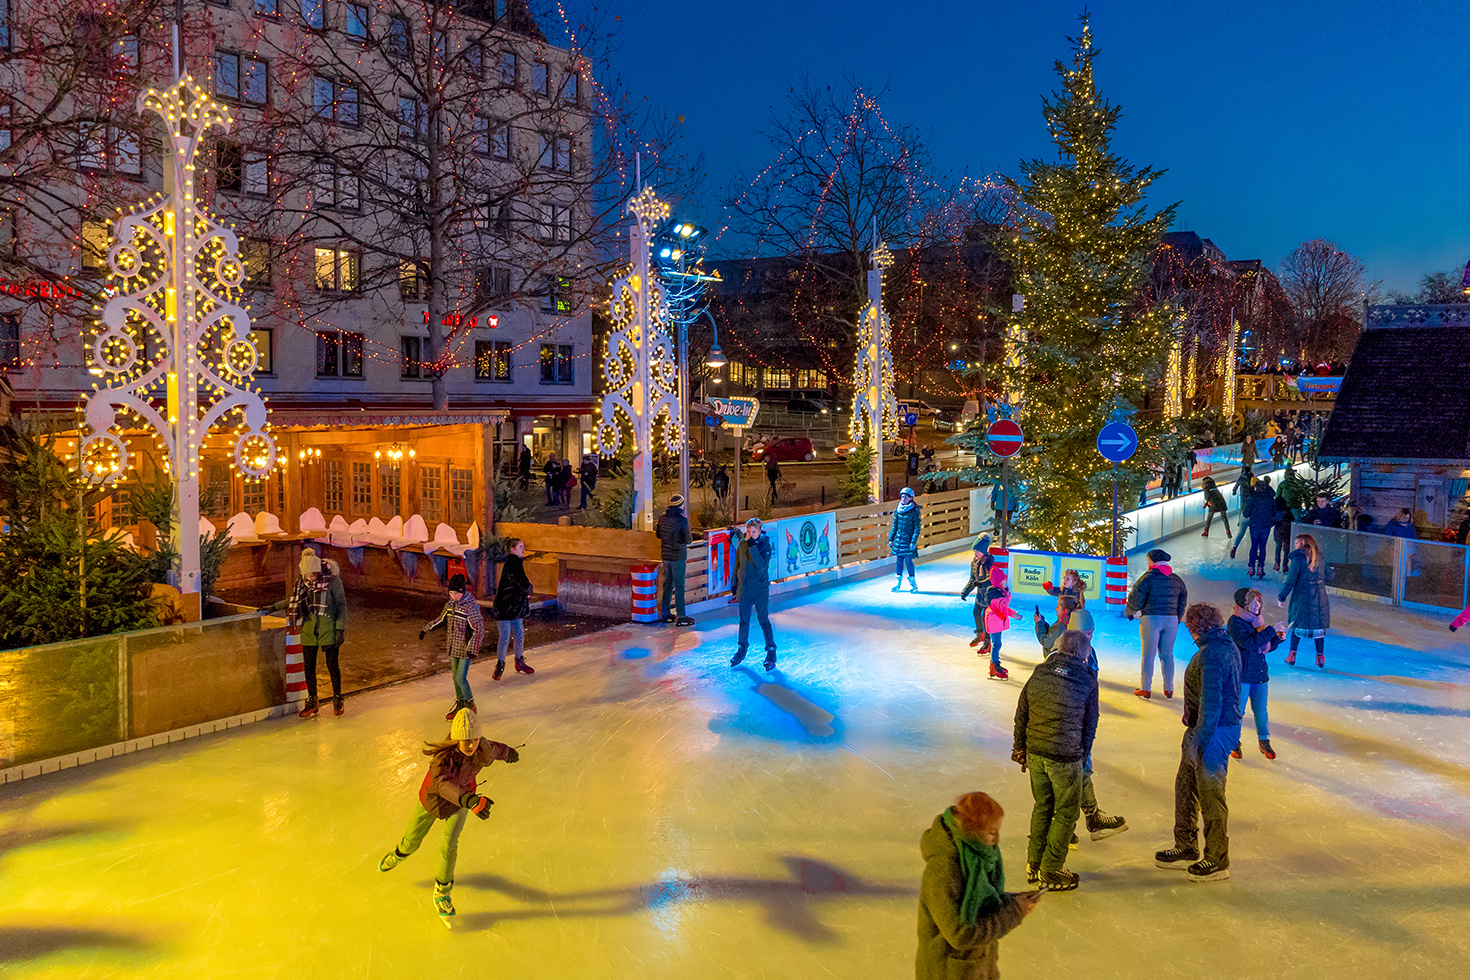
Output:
[1012,630,1099,892]
[578,454,599,510]
[1304,493,1342,529]
[656,494,694,626]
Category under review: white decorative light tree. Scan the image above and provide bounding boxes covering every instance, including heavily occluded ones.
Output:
[850,238,899,503]
[79,75,274,595]
[596,185,682,531]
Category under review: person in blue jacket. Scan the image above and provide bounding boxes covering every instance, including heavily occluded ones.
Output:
[888,486,923,593]
[1243,476,1279,580]
[729,517,778,671]
[1227,587,1285,760]
[1382,508,1417,539]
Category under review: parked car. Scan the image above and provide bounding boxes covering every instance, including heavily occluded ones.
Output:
[751,436,817,463]
[906,400,943,418]
[834,440,906,459]
[786,398,831,415]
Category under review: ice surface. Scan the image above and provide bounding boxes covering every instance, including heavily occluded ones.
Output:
[3,530,1470,977]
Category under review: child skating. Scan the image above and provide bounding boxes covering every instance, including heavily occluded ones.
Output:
[421,573,485,719]
[959,534,994,652]
[378,707,520,927]
[981,566,1022,680]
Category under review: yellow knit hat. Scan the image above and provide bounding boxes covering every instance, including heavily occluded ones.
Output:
[448,707,480,741]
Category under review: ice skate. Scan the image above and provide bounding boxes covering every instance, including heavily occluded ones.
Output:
[1133,688,1151,699]
[433,880,455,926]
[379,848,405,872]
[908,577,918,593]
[1037,869,1079,891]
[1231,742,1243,759]
[968,634,983,648]
[1164,689,1173,699]
[1229,546,1237,559]
[1025,863,1039,886]
[1259,739,1277,759]
[988,662,1008,680]
[1186,859,1230,882]
[730,649,747,667]
[333,696,345,717]
[515,658,535,675]
[1285,650,1297,666]
[891,580,903,593]
[444,699,464,720]
[763,650,777,671]
[1317,652,1325,669]
[493,660,505,680]
[298,699,318,719]
[1086,811,1127,840]
[675,617,695,626]
[1155,847,1198,869]
[1069,833,1078,849]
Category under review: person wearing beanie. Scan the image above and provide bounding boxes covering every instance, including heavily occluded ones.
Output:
[960,535,996,652]
[657,494,694,626]
[1059,610,1128,842]
[916,792,1039,979]
[1124,549,1188,699]
[378,707,521,926]
[272,547,348,718]
[888,486,923,593]
[730,517,778,671]
[1227,587,1285,760]
[421,572,487,718]
[491,539,535,681]
[981,566,1022,680]
[1200,477,1232,538]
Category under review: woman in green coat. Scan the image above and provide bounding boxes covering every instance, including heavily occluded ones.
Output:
[274,548,348,718]
[917,792,1040,979]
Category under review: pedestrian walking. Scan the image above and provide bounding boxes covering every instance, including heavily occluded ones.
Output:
[765,454,781,504]
[543,455,560,506]
[1124,549,1188,699]
[517,445,532,490]
[1227,587,1284,760]
[889,486,922,593]
[377,707,521,927]
[1272,485,1295,573]
[578,454,599,509]
[557,461,576,507]
[1242,476,1278,579]
[657,493,694,626]
[1200,477,1231,538]
[1011,629,1098,891]
[711,463,730,504]
[491,540,535,681]
[274,547,348,719]
[916,791,1040,980]
[1278,532,1331,668]
[421,573,485,718]
[982,566,1023,681]
[1065,610,1129,842]
[1155,602,1242,882]
[729,517,778,671]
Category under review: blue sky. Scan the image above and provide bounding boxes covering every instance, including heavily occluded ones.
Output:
[581,0,1469,294]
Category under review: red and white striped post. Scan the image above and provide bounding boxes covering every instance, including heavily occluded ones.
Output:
[989,547,1010,578]
[284,631,307,703]
[631,564,660,623]
[1105,556,1129,609]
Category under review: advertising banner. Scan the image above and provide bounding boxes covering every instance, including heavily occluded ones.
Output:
[706,527,737,595]
[769,510,838,581]
[1007,550,1107,603]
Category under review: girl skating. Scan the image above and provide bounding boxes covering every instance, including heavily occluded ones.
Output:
[981,567,1022,680]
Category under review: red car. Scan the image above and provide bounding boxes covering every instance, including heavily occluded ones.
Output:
[751,436,816,463]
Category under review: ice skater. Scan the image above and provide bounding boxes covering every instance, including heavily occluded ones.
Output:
[491,539,535,680]
[378,707,520,926]
[1041,568,1088,609]
[888,486,922,593]
[1124,549,1188,699]
[916,792,1040,979]
[421,573,485,718]
[1227,588,1284,760]
[1065,610,1129,842]
[272,548,347,719]
[1199,477,1231,538]
[730,517,778,671]
[981,566,1022,680]
[1278,532,1331,668]
[1012,629,1098,891]
[960,534,994,652]
[1240,476,1278,579]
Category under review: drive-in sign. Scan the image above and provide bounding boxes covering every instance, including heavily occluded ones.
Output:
[986,419,1024,458]
[709,397,761,429]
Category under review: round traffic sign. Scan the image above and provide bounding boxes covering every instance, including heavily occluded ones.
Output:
[1096,421,1138,462]
[705,415,719,428]
[986,419,1024,458]
[904,413,919,427]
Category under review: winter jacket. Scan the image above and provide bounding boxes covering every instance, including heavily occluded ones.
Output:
[1383,517,1416,539]
[1041,579,1087,608]
[1201,479,1228,513]
[1227,613,1281,686]
[1125,564,1188,620]
[417,739,516,820]
[656,506,692,562]
[1279,548,1331,631]
[1180,625,1242,738]
[579,460,599,490]
[1304,504,1342,529]
[425,591,486,659]
[1273,496,1295,540]
[916,814,1026,980]
[1033,614,1068,655]
[1012,651,1099,764]
[275,561,347,647]
[888,501,923,557]
[492,554,533,622]
[733,532,774,596]
[960,551,995,601]
[1245,484,1279,529]
[982,584,1021,634]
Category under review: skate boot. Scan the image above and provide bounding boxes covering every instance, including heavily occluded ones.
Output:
[1316,652,1325,669]
[988,662,1009,680]
[298,698,319,719]
[1164,689,1174,699]
[1155,847,1199,869]
[1070,833,1078,849]
[1037,869,1079,891]
[1026,863,1039,886]
[1229,546,1237,559]
[968,634,983,648]
[730,649,747,668]
[1259,739,1276,759]
[1231,742,1243,759]
[1273,561,1280,572]
[1285,650,1297,666]
[493,660,505,680]
[379,848,406,872]
[433,880,455,926]
[891,579,903,593]
[444,699,464,721]
[1187,858,1230,882]
[908,577,918,593]
[1086,811,1128,840]
[333,696,345,717]
[763,649,777,671]
[1133,689,1151,699]
[515,657,535,675]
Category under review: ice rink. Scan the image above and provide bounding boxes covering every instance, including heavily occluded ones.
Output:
[4,531,1470,978]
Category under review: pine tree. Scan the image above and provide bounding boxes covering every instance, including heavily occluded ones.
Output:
[995,18,1177,553]
[841,442,878,506]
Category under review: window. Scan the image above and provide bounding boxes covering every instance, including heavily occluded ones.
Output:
[81,218,109,271]
[538,204,571,243]
[498,50,517,85]
[111,484,133,526]
[432,30,447,64]
[765,367,791,388]
[249,327,273,373]
[397,97,426,143]
[540,343,573,384]
[543,275,573,313]
[243,478,266,516]
[0,311,18,368]
[214,139,243,193]
[0,0,9,51]
[314,246,360,292]
[561,70,578,103]
[475,340,511,381]
[275,469,286,516]
[419,464,442,523]
[243,238,273,289]
[400,335,422,378]
[466,44,484,78]
[378,463,400,517]
[204,463,231,519]
[113,35,139,76]
[344,2,368,40]
[386,15,410,58]
[531,60,549,95]
[398,260,429,301]
[322,459,344,514]
[255,0,278,16]
[351,461,372,514]
[301,0,323,29]
[316,331,362,376]
[215,51,268,106]
[450,468,474,525]
[313,76,358,124]
[242,150,269,196]
[77,123,140,176]
[475,265,511,304]
[314,161,360,211]
[474,198,511,235]
[0,104,10,151]
[474,116,509,159]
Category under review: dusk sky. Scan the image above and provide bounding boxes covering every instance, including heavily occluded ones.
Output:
[583,0,1469,295]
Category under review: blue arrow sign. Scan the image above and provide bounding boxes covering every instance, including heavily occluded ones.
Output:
[905,413,919,427]
[1096,421,1138,463]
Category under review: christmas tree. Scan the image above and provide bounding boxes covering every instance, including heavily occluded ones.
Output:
[994,17,1177,553]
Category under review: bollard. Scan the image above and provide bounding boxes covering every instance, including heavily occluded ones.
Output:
[631,564,660,623]
[285,632,307,703]
[989,547,1010,578]
[1105,556,1129,608]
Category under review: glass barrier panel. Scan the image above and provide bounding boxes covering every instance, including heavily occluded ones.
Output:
[1303,524,1395,598]
[1403,539,1467,609]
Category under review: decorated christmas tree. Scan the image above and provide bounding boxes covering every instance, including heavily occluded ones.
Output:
[994,17,1177,553]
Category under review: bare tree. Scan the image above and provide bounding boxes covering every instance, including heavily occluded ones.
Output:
[1279,238,1370,361]
[1415,270,1469,304]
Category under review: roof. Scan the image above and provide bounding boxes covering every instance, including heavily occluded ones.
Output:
[1318,316,1470,465]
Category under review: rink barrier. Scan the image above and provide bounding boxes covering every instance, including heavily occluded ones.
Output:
[1105,557,1128,606]
[990,547,1009,576]
[284,632,307,703]
[631,564,660,623]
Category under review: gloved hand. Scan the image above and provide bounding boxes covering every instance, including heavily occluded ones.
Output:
[505,747,520,764]
[1011,750,1027,772]
[1451,624,1459,632]
[459,792,493,819]
[335,630,345,646]
[418,629,427,640]
[1042,581,1053,592]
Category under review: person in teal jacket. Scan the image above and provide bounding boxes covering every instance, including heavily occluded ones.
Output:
[889,487,923,592]
[730,517,778,671]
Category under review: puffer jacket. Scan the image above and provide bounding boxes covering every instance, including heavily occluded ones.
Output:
[1125,564,1188,619]
[492,554,533,622]
[888,501,923,557]
[656,506,691,562]
[982,584,1021,634]
[1181,625,1243,736]
[1201,478,1228,513]
[1228,613,1281,685]
[1012,651,1099,763]
[1279,548,1330,631]
[916,815,1026,980]
[1245,484,1279,529]
[960,550,995,601]
[733,532,774,595]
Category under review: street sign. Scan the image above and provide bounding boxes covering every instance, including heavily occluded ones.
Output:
[898,403,909,417]
[709,396,760,430]
[705,415,719,428]
[1096,421,1138,463]
[986,419,1024,458]
[904,412,919,427]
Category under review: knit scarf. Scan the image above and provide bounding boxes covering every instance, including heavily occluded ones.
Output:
[941,808,1005,923]
[895,499,916,515]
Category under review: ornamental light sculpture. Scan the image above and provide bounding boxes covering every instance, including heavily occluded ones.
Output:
[79,74,274,595]
[850,233,899,503]
[596,184,682,531]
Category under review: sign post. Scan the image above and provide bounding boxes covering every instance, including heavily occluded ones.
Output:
[711,397,760,519]
[1096,420,1138,557]
[986,419,1024,548]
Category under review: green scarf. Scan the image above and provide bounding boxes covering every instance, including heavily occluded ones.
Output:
[942,808,1005,923]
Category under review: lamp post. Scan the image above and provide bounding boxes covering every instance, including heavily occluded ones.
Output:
[79,74,273,596]
[653,220,719,508]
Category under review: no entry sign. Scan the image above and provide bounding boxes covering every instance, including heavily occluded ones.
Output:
[986,419,1024,458]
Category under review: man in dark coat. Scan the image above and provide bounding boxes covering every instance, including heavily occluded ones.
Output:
[1303,493,1342,529]
[578,454,599,509]
[656,494,693,626]
[1124,549,1188,699]
[730,517,777,670]
[1012,630,1099,891]
[1244,476,1279,579]
[764,454,781,504]
[517,445,532,490]
[1156,603,1241,882]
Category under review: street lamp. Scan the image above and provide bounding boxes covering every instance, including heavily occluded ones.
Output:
[652,219,720,506]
